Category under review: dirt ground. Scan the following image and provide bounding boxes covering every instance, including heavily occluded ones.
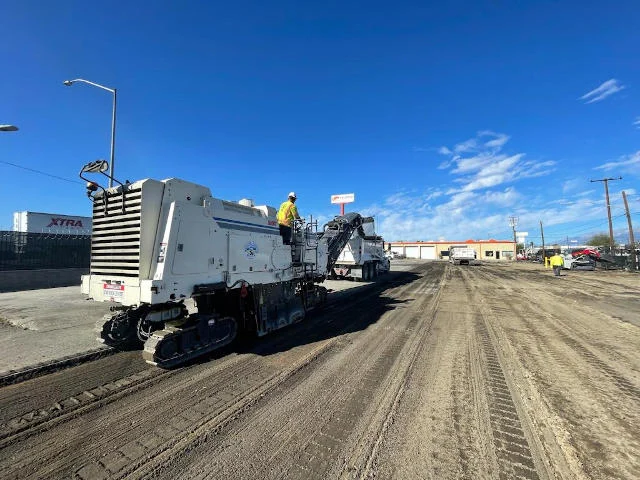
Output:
[0,261,638,479]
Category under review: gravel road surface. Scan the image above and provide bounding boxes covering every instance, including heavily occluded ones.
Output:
[0,261,638,479]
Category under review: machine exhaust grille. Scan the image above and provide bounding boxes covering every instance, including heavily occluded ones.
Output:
[90,187,142,278]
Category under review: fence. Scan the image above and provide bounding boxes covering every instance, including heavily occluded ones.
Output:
[597,246,639,270]
[0,231,91,271]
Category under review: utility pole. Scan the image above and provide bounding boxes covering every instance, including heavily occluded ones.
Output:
[622,191,637,270]
[508,216,518,258]
[590,176,622,253]
[540,220,545,261]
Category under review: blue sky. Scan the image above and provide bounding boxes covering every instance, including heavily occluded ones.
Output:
[1,0,639,245]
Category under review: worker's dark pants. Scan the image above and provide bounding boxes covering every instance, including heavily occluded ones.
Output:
[279,224,292,245]
[553,266,562,276]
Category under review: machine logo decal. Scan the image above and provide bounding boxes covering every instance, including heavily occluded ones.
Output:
[244,241,258,258]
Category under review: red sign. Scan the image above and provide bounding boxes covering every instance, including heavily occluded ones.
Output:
[331,193,355,204]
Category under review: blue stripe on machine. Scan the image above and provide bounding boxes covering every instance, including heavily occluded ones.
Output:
[213,217,279,235]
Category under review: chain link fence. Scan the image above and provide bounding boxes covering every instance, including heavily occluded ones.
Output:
[0,231,90,270]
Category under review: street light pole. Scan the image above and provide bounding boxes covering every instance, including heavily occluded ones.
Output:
[64,78,117,187]
[110,89,117,188]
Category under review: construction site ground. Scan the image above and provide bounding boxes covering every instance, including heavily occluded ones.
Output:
[0,260,638,479]
[0,271,395,375]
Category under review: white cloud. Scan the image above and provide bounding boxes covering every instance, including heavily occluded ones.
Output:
[451,152,494,174]
[595,150,640,175]
[634,117,640,129]
[483,187,520,206]
[356,132,635,244]
[439,131,552,194]
[459,173,512,192]
[477,130,510,149]
[580,79,625,104]
[562,178,582,194]
[453,138,477,153]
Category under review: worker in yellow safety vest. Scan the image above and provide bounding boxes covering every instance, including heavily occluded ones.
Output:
[550,252,564,277]
[277,192,300,245]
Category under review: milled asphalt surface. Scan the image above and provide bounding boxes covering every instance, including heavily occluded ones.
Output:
[1,261,638,479]
[0,262,416,374]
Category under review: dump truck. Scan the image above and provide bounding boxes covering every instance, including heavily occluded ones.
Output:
[449,245,476,265]
[331,217,390,281]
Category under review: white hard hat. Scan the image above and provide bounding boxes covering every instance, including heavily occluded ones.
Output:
[288,191,297,199]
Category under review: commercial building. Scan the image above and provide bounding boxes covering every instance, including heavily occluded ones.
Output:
[388,239,516,261]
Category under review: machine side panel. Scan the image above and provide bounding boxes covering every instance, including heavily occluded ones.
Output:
[138,181,166,279]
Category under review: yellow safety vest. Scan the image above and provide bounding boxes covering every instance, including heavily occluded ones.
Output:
[550,255,564,267]
[277,200,299,226]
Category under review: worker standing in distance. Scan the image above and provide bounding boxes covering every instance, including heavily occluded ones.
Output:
[550,251,564,277]
[277,192,300,245]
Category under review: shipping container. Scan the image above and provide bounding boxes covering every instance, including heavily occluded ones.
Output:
[13,211,92,234]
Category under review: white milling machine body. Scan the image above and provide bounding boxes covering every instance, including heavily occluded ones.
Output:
[332,217,390,281]
[79,161,363,367]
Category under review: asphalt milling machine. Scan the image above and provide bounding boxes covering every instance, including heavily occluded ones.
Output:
[80,161,368,368]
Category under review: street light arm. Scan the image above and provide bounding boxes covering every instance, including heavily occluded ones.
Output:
[63,76,118,187]
[64,78,115,93]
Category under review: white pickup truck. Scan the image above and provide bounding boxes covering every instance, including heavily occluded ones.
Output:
[449,245,476,265]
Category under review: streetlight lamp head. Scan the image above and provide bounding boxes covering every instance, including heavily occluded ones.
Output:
[0,125,18,132]
[63,80,74,86]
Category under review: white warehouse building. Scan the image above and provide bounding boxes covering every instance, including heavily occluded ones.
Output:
[387,239,517,261]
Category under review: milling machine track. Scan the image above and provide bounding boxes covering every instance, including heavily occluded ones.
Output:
[142,316,237,368]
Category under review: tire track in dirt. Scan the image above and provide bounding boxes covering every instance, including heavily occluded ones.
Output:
[463,264,640,480]
[0,351,148,424]
[370,265,507,479]
[133,264,444,479]
[469,265,640,390]
[0,347,115,387]
[0,367,174,447]
[337,270,444,479]
[474,318,540,479]
[0,265,432,479]
[540,319,640,400]
[457,266,546,480]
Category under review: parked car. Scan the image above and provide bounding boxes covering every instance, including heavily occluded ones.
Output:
[569,255,596,271]
[571,248,600,259]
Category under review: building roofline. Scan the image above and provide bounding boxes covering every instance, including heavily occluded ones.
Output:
[388,240,515,245]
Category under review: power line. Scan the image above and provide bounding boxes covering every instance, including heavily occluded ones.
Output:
[0,160,82,185]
